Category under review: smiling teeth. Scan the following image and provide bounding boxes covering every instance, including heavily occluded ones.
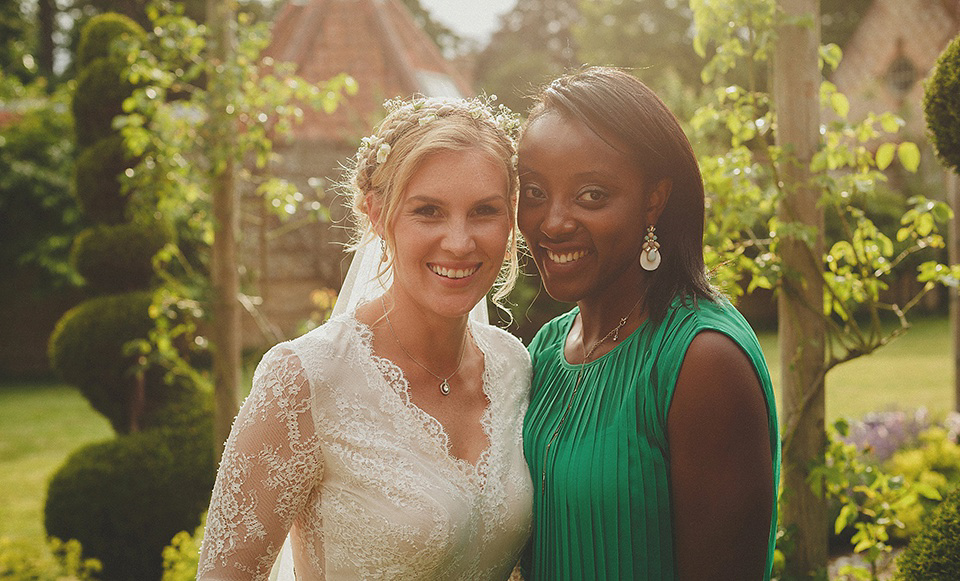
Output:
[430,265,478,279]
[546,250,587,264]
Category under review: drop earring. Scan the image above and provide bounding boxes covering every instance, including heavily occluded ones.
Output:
[380,238,388,262]
[639,225,661,271]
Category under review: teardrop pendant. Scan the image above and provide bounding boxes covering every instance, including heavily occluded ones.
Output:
[439,379,451,395]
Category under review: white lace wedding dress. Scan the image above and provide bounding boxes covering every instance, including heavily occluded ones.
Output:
[196,311,533,580]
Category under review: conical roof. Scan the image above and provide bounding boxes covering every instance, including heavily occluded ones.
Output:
[265,0,472,142]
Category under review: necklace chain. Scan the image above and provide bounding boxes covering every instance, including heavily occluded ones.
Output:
[540,293,646,493]
[380,296,468,396]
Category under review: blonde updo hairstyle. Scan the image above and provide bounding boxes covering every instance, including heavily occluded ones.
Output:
[344,95,521,312]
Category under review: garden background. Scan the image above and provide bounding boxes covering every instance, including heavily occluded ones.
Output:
[2,0,960,579]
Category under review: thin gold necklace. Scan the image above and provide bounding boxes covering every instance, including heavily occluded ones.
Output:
[540,294,645,493]
[380,295,468,396]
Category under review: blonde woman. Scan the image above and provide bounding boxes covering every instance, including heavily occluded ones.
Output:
[197,96,532,580]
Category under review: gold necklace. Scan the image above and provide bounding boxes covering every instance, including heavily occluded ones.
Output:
[380,296,468,396]
[540,294,645,493]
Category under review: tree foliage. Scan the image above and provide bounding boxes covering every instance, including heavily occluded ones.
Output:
[473,0,581,114]
[687,0,958,573]
[401,0,465,57]
[576,0,701,89]
[0,76,79,288]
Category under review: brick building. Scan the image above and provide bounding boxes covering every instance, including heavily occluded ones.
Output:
[831,0,960,140]
[240,0,472,345]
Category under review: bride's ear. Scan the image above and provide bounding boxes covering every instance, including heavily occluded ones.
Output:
[365,195,386,238]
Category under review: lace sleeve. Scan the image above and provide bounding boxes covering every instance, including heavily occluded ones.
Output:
[197,345,324,580]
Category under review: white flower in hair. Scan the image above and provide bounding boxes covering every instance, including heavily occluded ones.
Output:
[376,143,391,164]
[418,113,437,126]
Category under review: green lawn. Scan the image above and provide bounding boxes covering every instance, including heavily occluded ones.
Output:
[0,382,112,549]
[0,316,953,559]
[756,315,954,421]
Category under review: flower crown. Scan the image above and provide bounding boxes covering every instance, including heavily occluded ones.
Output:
[357,94,522,167]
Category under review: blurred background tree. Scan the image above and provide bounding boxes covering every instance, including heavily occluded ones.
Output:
[473,0,580,114]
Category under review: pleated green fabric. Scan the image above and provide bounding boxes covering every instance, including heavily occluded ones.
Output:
[522,296,780,580]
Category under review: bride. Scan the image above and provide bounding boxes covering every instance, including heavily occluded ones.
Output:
[196,95,532,580]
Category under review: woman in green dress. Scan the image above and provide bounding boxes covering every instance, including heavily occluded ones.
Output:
[517,66,781,580]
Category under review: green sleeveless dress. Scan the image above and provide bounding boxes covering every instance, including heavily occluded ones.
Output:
[522,296,780,580]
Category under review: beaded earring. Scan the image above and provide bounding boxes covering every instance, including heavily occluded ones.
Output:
[380,238,388,262]
[639,225,661,271]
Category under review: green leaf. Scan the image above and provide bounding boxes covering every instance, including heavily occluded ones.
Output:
[853,537,874,553]
[914,482,943,501]
[831,92,850,118]
[836,504,858,534]
[897,142,921,172]
[879,113,902,133]
[875,143,895,170]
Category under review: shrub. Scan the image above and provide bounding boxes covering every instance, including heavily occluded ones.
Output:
[73,134,134,224]
[161,520,204,581]
[71,220,171,293]
[885,426,960,540]
[924,33,960,171]
[48,291,155,432]
[44,422,215,581]
[72,58,135,148]
[0,537,102,580]
[76,13,145,70]
[895,488,960,580]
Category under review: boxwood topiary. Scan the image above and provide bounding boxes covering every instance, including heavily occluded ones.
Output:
[895,488,960,580]
[72,57,135,149]
[48,291,156,432]
[924,33,960,171]
[76,13,145,70]
[44,420,215,581]
[71,220,171,293]
[73,134,134,224]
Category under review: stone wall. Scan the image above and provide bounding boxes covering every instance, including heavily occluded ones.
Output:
[238,138,358,348]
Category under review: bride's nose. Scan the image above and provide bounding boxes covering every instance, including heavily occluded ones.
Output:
[439,219,477,256]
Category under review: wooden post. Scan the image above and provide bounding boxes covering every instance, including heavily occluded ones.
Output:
[774,0,828,575]
[949,170,960,412]
[207,0,241,461]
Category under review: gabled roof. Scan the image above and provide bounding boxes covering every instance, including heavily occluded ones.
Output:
[264,0,472,143]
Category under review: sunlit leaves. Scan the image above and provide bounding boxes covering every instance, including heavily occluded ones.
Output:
[690,0,956,420]
[875,143,895,170]
[897,142,921,173]
[690,0,776,84]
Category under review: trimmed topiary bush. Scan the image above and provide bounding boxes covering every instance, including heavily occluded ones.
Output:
[73,134,134,224]
[72,58,136,148]
[895,488,960,580]
[48,291,154,432]
[76,13,146,70]
[44,419,215,581]
[71,220,171,293]
[924,33,960,172]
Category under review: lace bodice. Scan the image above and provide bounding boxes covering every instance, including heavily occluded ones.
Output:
[197,313,533,580]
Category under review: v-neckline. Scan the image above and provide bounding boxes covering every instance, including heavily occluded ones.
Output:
[352,314,495,488]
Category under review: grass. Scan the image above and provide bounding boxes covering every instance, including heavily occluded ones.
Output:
[0,382,112,550]
[755,315,954,422]
[0,316,952,560]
